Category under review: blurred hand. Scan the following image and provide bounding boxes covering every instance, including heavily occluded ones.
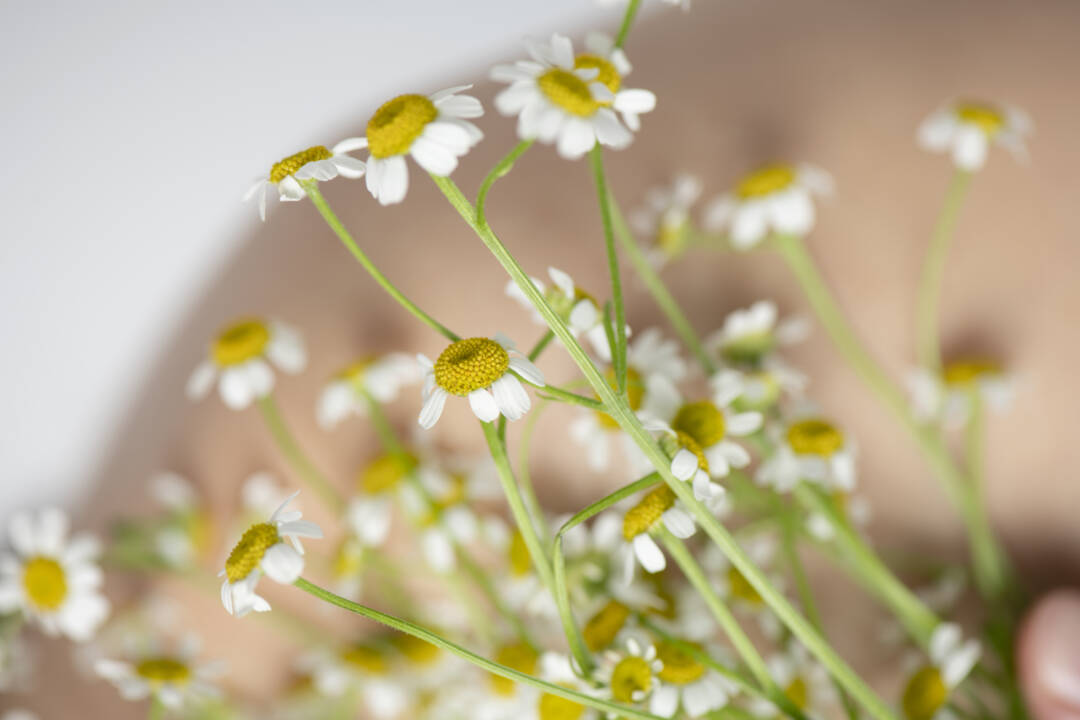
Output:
[1019,590,1080,720]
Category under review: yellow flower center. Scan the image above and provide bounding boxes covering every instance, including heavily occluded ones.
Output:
[434,338,510,396]
[656,641,706,685]
[269,146,332,184]
[736,165,796,199]
[583,600,630,652]
[595,367,645,429]
[902,666,947,720]
[672,400,727,447]
[538,68,601,117]
[574,54,621,96]
[22,556,67,610]
[785,676,809,711]
[727,566,763,605]
[669,431,710,475]
[955,103,1005,136]
[135,657,191,686]
[539,688,587,720]
[611,656,653,703]
[367,94,438,158]
[786,418,844,457]
[224,522,279,583]
[338,357,376,386]
[490,643,539,696]
[656,217,689,256]
[623,485,676,540]
[212,318,270,367]
[722,331,775,366]
[509,529,532,577]
[358,453,416,494]
[391,633,441,666]
[942,359,1001,387]
[341,644,388,674]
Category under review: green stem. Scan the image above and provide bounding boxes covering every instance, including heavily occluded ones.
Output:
[614,0,643,48]
[148,695,166,720]
[518,399,553,543]
[537,385,605,410]
[478,140,534,227]
[256,394,343,512]
[589,146,629,393]
[302,180,459,342]
[528,329,555,361]
[293,578,664,720]
[916,170,972,372]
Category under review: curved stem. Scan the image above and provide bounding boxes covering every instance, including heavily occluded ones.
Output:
[477,140,533,228]
[256,394,344,512]
[614,0,643,48]
[589,146,629,392]
[528,329,556,361]
[536,385,605,410]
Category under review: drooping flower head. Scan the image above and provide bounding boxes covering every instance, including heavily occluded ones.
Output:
[244,144,365,220]
[631,175,703,266]
[95,635,225,710]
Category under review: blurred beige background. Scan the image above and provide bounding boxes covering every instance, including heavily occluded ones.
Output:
[8,0,1080,716]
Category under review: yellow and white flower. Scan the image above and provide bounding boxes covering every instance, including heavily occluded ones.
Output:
[749,642,836,718]
[243,143,366,221]
[474,641,542,720]
[704,164,833,249]
[616,485,696,580]
[95,635,224,709]
[305,642,409,718]
[630,174,703,266]
[900,623,980,720]
[0,508,108,642]
[491,33,655,159]
[907,359,1013,429]
[186,317,306,410]
[708,301,809,368]
[317,353,422,429]
[418,334,545,428]
[506,266,616,361]
[756,415,856,493]
[336,86,483,205]
[918,100,1031,171]
[597,636,664,707]
[148,473,210,568]
[219,491,322,617]
[650,638,736,718]
[535,651,601,720]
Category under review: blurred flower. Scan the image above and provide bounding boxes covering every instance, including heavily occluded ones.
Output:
[244,144,365,221]
[148,473,210,568]
[505,266,615,361]
[757,414,856,493]
[748,641,836,718]
[706,301,809,369]
[630,174,703,266]
[650,638,736,718]
[907,359,1013,429]
[95,634,224,709]
[536,651,601,720]
[317,353,422,429]
[597,635,664,706]
[918,100,1031,171]
[617,485,695,579]
[701,535,784,640]
[900,623,980,720]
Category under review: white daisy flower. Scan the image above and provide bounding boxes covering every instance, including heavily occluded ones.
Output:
[630,174,703,266]
[900,623,980,720]
[707,300,810,368]
[560,514,662,618]
[186,317,306,411]
[918,100,1031,171]
[418,334,545,429]
[474,642,542,720]
[243,143,366,221]
[148,473,208,569]
[506,266,616,361]
[491,33,655,159]
[219,491,322,617]
[701,536,784,641]
[536,651,601,720]
[410,468,483,575]
[597,636,664,707]
[617,485,696,580]
[704,164,833,249]
[94,636,224,710]
[336,86,483,205]
[317,353,422,429]
[907,359,1013,429]
[0,508,108,642]
[305,642,409,718]
[749,642,836,718]
[650,639,737,718]
[756,415,856,493]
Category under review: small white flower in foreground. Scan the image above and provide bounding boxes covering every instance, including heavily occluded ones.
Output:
[707,300,810,368]
[0,508,108,642]
[597,636,664,706]
[650,638,737,718]
[418,334,544,428]
[187,317,306,410]
[244,144,366,221]
[617,485,695,580]
[900,623,980,720]
[95,636,224,709]
[918,100,1031,171]
[631,174,703,266]
[757,415,856,493]
[907,359,1013,429]
[704,164,833,249]
[491,33,655,159]
[317,353,422,429]
[336,86,483,205]
[219,491,322,617]
[506,266,616,361]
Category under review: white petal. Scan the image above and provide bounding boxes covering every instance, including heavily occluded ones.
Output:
[943,640,981,688]
[730,203,768,249]
[547,266,576,298]
[650,684,680,717]
[593,109,632,149]
[614,88,656,115]
[468,388,500,423]
[671,449,699,481]
[410,136,459,176]
[508,356,545,386]
[261,543,304,583]
[633,534,666,573]
[556,117,597,160]
[418,386,448,429]
[332,136,368,154]
[770,188,815,236]
[918,111,956,152]
[373,155,409,205]
[727,411,763,436]
[244,359,275,398]
[929,623,962,664]
[331,154,366,179]
[491,374,530,421]
[422,529,456,573]
[953,126,989,170]
[186,360,216,400]
[219,367,255,410]
[663,507,696,538]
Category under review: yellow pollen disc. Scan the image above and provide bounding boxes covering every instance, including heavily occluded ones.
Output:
[902,666,947,720]
[656,641,706,685]
[269,145,332,184]
[785,676,809,711]
[583,599,630,652]
[623,485,676,540]
[727,566,764,605]
[574,54,621,97]
[722,332,775,366]
[490,643,538,696]
[538,68,601,117]
[942,359,1001,387]
[212,318,270,367]
[539,686,587,720]
[366,94,438,158]
[736,164,796,199]
[358,453,416,494]
[224,522,280,583]
[135,657,191,685]
[391,633,441,666]
[508,530,532,576]
[434,338,510,396]
[672,400,727,448]
[674,431,710,474]
[341,644,388,674]
[786,418,844,457]
[611,656,653,703]
[595,367,645,429]
[955,103,1005,136]
[22,556,67,610]
[338,357,377,385]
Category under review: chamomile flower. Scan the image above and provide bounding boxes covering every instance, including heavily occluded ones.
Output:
[506,266,615,361]
[560,514,661,617]
[148,473,210,568]
[94,636,224,709]
[749,642,836,718]
[597,636,664,707]
[630,174,703,266]
[476,642,542,720]
[186,317,306,411]
[243,144,366,221]
[317,353,422,429]
[617,485,696,579]
[418,334,545,429]
[306,642,409,718]
[900,623,980,720]
[219,491,322,617]
[536,651,601,720]
[907,359,1013,429]
[486,521,557,619]
[0,508,108,642]
[708,301,810,368]
[650,639,737,718]
[336,86,483,205]
[491,33,655,159]
[410,467,484,574]
[756,415,856,493]
[918,100,1031,171]
[704,164,833,249]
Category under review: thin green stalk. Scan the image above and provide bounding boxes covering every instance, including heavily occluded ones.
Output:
[537,385,605,410]
[148,696,166,720]
[609,191,717,374]
[916,170,972,371]
[256,394,344,511]
[528,329,555,361]
[614,0,643,48]
[477,140,534,227]
[301,180,459,342]
[518,399,553,543]
[444,564,495,646]
[456,546,540,650]
[294,578,664,720]
[589,146,629,393]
